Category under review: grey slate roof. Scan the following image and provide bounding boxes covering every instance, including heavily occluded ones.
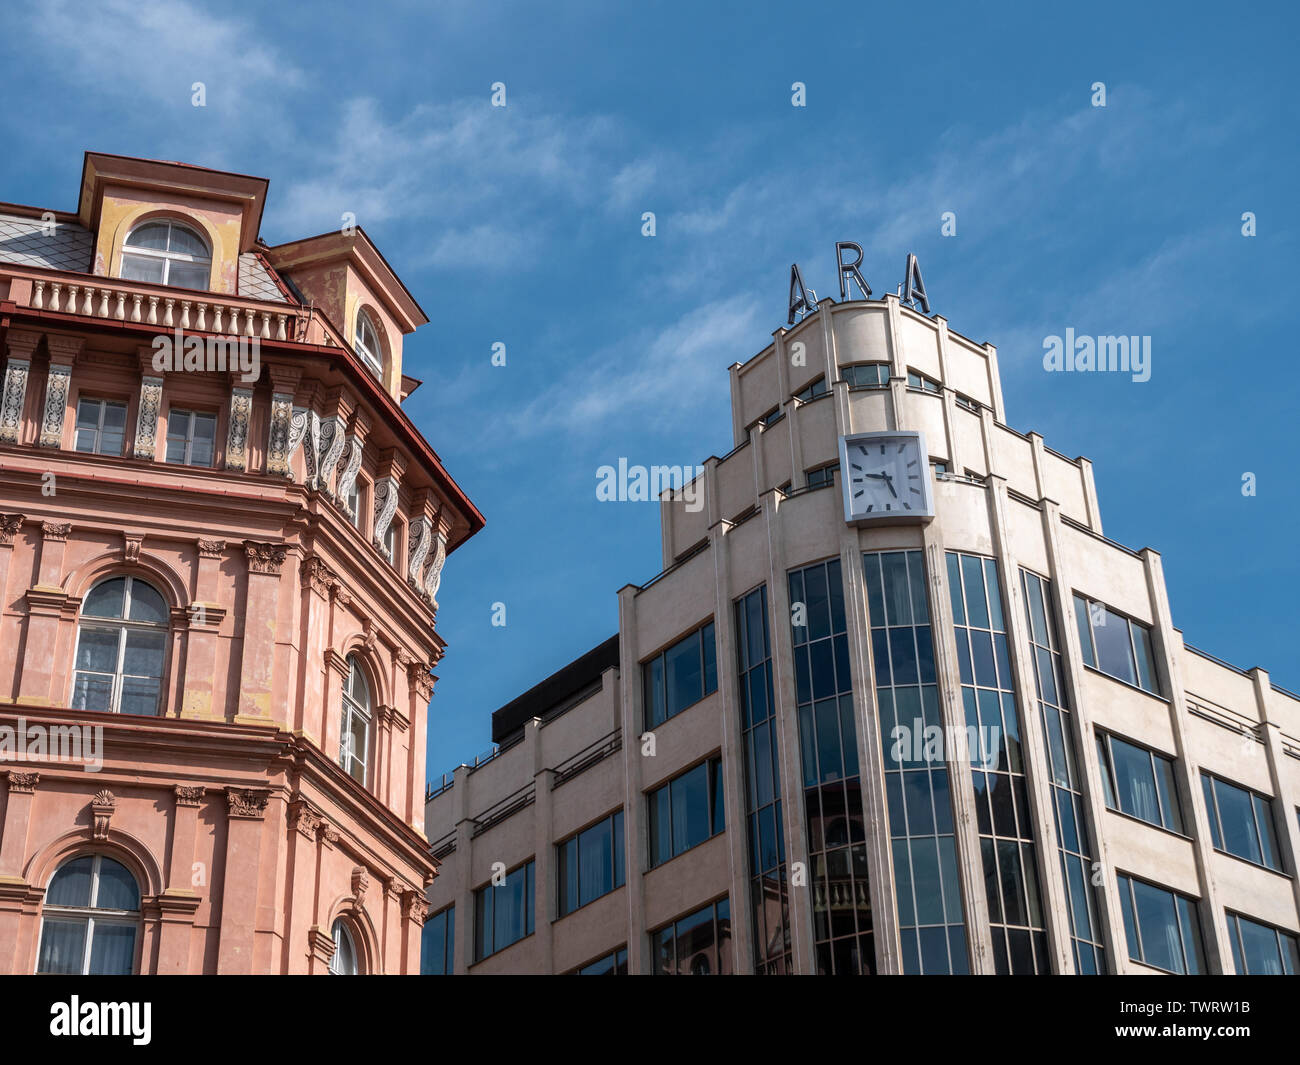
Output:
[0,212,94,272]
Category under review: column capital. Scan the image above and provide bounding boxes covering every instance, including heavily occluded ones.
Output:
[174,785,206,807]
[225,787,271,820]
[6,770,39,793]
[44,333,84,367]
[243,540,287,575]
[0,513,24,546]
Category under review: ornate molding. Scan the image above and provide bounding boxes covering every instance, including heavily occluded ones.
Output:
[243,540,286,575]
[316,415,347,498]
[38,363,71,449]
[123,534,143,564]
[41,521,71,542]
[197,539,226,560]
[265,392,295,477]
[423,531,447,606]
[406,516,430,593]
[371,476,400,553]
[401,889,430,926]
[90,789,116,840]
[285,405,313,483]
[174,785,206,807]
[0,513,24,546]
[336,437,363,518]
[351,866,370,907]
[288,799,323,839]
[308,926,336,964]
[0,358,31,445]
[226,787,270,820]
[224,387,253,472]
[132,375,164,460]
[6,771,38,794]
[300,556,335,597]
[407,660,435,703]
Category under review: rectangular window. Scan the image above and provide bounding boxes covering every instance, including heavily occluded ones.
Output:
[650,898,731,975]
[647,759,723,867]
[1117,874,1205,974]
[931,460,949,475]
[473,860,534,962]
[642,622,717,728]
[954,393,980,412]
[867,549,969,975]
[1073,595,1160,694]
[792,376,828,402]
[1095,732,1183,833]
[575,947,628,975]
[1226,912,1299,975]
[841,363,890,389]
[557,810,625,916]
[164,408,217,467]
[906,370,941,393]
[347,481,362,529]
[760,407,783,427]
[805,464,838,489]
[1201,773,1282,871]
[74,397,127,456]
[420,906,454,975]
[383,521,399,566]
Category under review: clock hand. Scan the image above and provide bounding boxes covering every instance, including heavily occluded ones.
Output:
[881,472,897,497]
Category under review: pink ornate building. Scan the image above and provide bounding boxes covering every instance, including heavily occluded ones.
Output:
[0,153,483,973]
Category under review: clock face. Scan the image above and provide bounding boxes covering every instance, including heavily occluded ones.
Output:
[838,431,934,524]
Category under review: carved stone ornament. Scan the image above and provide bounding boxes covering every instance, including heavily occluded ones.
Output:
[316,415,347,498]
[336,437,363,517]
[90,789,116,840]
[197,539,226,560]
[38,363,72,449]
[243,540,287,575]
[265,392,295,477]
[301,556,335,596]
[226,787,270,819]
[285,405,314,483]
[402,889,430,926]
[0,358,31,444]
[41,521,71,542]
[174,785,206,807]
[225,387,253,472]
[6,770,39,794]
[351,866,370,907]
[423,531,447,605]
[289,800,323,839]
[133,375,164,460]
[371,476,400,552]
[0,513,24,546]
[123,535,143,563]
[406,516,430,592]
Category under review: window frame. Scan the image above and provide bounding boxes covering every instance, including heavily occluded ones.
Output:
[906,370,941,394]
[1117,872,1205,975]
[354,309,384,377]
[1073,594,1161,695]
[473,859,536,962]
[329,918,360,975]
[791,376,828,403]
[70,575,169,717]
[556,809,626,917]
[35,854,141,975]
[1201,772,1283,872]
[1095,730,1185,834]
[339,655,373,786]
[1225,911,1298,975]
[73,396,128,456]
[840,362,891,390]
[646,756,725,868]
[119,219,212,291]
[804,463,838,490]
[163,407,219,468]
[641,621,718,729]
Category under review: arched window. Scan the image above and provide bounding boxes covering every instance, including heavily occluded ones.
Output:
[36,855,141,974]
[119,219,211,290]
[339,655,372,785]
[353,309,383,377]
[329,918,359,975]
[72,576,168,716]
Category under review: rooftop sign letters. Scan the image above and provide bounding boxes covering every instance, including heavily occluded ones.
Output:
[788,246,931,324]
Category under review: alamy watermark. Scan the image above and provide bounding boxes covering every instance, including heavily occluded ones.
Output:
[1042,328,1150,383]
[0,718,103,772]
[151,327,260,383]
[890,718,1001,772]
[596,460,705,512]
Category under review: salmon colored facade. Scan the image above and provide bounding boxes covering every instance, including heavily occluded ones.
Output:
[0,153,483,974]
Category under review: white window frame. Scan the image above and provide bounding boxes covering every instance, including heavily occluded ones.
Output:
[354,310,383,377]
[340,655,372,785]
[164,408,218,467]
[70,576,168,716]
[119,219,212,290]
[36,855,141,975]
[74,396,128,456]
[329,919,359,974]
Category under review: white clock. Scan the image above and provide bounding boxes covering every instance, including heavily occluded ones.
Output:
[838,430,934,524]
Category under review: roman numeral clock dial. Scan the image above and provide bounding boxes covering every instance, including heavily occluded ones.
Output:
[837,430,935,525]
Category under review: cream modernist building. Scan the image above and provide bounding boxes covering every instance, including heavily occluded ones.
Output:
[424,291,1300,976]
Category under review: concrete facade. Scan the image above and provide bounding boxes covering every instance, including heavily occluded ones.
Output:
[426,294,1300,975]
[0,153,483,974]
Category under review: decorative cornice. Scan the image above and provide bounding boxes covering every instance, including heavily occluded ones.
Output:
[243,540,286,576]
[226,787,271,820]
[174,785,206,807]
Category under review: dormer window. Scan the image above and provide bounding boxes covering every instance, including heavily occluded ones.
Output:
[119,220,211,290]
[354,310,383,377]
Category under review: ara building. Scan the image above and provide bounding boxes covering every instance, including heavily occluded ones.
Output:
[0,152,482,974]
[424,284,1299,976]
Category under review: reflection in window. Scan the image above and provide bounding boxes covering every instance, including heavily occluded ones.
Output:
[792,376,828,403]
[559,810,625,915]
[648,760,722,867]
[36,855,140,974]
[74,397,127,456]
[906,371,941,393]
[1021,569,1106,973]
[339,656,372,785]
[1074,595,1160,694]
[1096,732,1183,833]
[71,576,168,716]
[119,220,211,290]
[643,622,717,729]
[866,550,967,974]
[420,906,454,975]
[948,552,1046,974]
[474,860,534,962]
[164,408,217,467]
[575,947,628,975]
[1226,912,1298,975]
[1117,874,1205,975]
[805,464,838,490]
[841,363,890,389]
[650,899,731,975]
[789,557,874,974]
[1201,773,1282,871]
[329,919,359,974]
[735,585,792,974]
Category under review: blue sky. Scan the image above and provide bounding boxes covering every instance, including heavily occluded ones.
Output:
[2,1,1295,782]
